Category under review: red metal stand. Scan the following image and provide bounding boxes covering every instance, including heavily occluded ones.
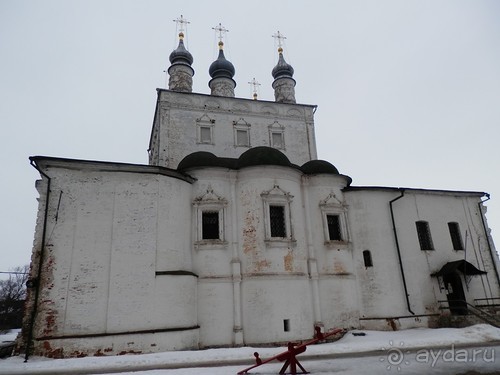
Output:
[237,327,344,375]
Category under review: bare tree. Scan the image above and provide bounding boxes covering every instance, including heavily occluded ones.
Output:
[0,265,29,331]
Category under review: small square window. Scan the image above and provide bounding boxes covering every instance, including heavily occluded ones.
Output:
[202,211,219,239]
[200,126,212,144]
[327,214,342,241]
[269,205,286,238]
[283,319,290,332]
[271,132,284,149]
[236,129,249,146]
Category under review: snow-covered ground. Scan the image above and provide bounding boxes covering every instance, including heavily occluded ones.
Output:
[1,325,500,374]
[0,329,20,342]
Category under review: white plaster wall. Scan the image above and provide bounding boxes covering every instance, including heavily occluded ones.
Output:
[345,189,500,327]
[189,166,314,346]
[34,328,199,357]
[318,277,359,329]
[188,168,235,347]
[197,281,234,347]
[301,174,358,330]
[241,277,314,345]
[187,165,317,345]
[32,163,198,357]
[236,167,307,274]
[30,158,500,357]
[392,192,500,310]
[344,190,412,320]
[236,166,313,344]
[106,177,159,333]
[151,275,198,328]
[154,91,317,169]
[156,177,193,271]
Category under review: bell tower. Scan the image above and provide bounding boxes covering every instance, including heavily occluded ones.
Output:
[208,23,236,97]
[167,15,194,93]
[271,31,296,104]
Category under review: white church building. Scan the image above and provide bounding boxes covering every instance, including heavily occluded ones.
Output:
[18,26,500,358]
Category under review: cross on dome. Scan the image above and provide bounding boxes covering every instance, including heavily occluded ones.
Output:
[272,31,287,53]
[248,78,261,100]
[173,15,190,38]
[213,23,229,47]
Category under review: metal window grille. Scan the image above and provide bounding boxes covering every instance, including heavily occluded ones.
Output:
[269,205,286,237]
[202,211,219,239]
[416,221,434,250]
[327,214,342,241]
[448,222,464,250]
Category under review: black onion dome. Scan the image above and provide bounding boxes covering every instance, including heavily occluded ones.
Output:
[177,152,218,170]
[301,160,340,175]
[178,152,237,170]
[238,147,291,168]
[169,36,194,66]
[272,51,294,79]
[209,46,235,79]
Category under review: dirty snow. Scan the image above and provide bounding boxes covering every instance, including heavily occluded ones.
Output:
[1,325,500,374]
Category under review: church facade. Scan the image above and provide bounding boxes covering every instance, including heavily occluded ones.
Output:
[19,29,500,358]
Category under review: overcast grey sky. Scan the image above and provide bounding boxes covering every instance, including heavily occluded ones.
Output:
[1,0,499,274]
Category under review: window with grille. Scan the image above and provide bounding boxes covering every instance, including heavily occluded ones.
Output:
[202,211,219,239]
[261,185,294,244]
[363,250,373,267]
[326,214,342,241]
[448,222,464,250]
[416,221,434,250]
[193,187,227,247]
[269,205,286,237]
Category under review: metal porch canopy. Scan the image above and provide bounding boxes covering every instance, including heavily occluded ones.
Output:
[431,260,487,277]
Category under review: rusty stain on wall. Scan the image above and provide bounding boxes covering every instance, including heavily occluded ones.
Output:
[333,260,346,274]
[243,210,257,254]
[284,250,294,272]
[42,307,58,336]
[255,259,271,272]
[39,251,58,338]
[41,340,64,359]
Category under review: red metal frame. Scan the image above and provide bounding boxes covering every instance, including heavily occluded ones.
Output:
[237,327,345,375]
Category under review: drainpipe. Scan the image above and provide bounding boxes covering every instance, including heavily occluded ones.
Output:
[24,159,51,362]
[389,189,415,315]
[478,194,500,285]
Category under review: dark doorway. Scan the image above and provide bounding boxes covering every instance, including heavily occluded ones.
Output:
[443,272,467,315]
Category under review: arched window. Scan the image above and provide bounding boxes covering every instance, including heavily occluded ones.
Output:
[363,250,373,268]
